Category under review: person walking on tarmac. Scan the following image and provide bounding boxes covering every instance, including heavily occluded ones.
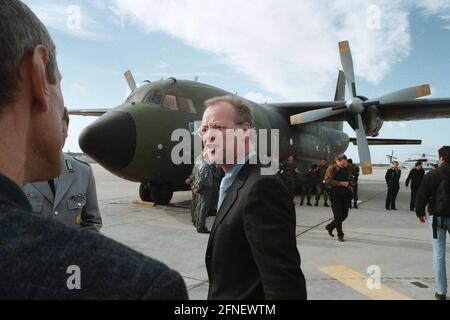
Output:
[415,146,450,300]
[385,161,401,211]
[405,161,425,212]
[192,157,213,233]
[301,164,319,206]
[347,159,360,209]
[324,154,354,242]
[279,155,300,201]
[315,159,330,207]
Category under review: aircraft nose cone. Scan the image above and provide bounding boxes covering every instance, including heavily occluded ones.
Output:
[79,111,136,171]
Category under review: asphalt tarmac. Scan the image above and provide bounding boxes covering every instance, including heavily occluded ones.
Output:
[93,164,444,300]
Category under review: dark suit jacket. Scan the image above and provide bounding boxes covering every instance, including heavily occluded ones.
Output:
[405,168,425,190]
[385,168,401,188]
[0,173,187,299]
[205,162,307,300]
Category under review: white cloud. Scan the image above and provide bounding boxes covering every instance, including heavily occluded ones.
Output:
[416,0,450,29]
[107,0,413,101]
[24,1,106,40]
[244,92,274,104]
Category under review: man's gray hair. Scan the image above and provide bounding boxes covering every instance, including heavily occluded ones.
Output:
[204,95,254,127]
[0,0,57,109]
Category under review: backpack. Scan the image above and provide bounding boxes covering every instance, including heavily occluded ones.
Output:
[435,168,450,217]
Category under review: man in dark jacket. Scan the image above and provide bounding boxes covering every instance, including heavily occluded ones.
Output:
[324,154,354,242]
[200,95,307,300]
[0,0,187,299]
[347,159,360,209]
[405,161,425,211]
[385,161,401,211]
[415,146,450,300]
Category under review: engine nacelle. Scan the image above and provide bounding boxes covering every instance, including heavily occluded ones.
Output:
[362,105,383,137]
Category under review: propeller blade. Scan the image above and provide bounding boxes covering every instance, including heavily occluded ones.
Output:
[124,70,137,91]
[338,41,356,98]
[354,114,372,175]
[367,84,431,105]
[290,107,346,125]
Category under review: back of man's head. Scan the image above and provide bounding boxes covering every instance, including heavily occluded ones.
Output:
[0,0,57,110]
[439,146,450,164]
[0,0,64,186]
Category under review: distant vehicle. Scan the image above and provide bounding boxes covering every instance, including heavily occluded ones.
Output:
[387,151,438,172]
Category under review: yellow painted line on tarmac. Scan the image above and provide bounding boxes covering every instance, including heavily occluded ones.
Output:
[319,266,412,300]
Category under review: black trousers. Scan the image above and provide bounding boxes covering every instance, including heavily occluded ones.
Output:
[410,187,419,211]
[352,183,358,205]
[385,185,399,209]
[327,194,350,238]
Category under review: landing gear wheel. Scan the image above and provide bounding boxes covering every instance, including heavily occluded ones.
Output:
[139,182,153,202]
[150,185,173,205]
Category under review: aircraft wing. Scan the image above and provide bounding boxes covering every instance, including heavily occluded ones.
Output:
[267,98,450,122]
[68,109,109,117]
[349,138,422,145]
[377,98,450,121]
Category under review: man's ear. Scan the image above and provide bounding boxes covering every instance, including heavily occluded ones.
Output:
[31,45,50,112]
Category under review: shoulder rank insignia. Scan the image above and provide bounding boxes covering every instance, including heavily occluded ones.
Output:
[65,159,74,172]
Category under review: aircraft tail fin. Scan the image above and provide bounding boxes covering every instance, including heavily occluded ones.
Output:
[334,70,346,101]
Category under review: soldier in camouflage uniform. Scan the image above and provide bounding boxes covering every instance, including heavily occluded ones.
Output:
[185,166,197,225]
[279,155,300,201]
[315,159,330,207]
[300,164,320,206]
[192,158,213,233]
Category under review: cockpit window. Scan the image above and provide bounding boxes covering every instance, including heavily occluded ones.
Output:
[178,97,197,114]
[143,91,163,105]
[126,89,147,104]
[163,94,178,111]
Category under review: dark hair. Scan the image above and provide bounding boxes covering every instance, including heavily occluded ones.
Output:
[432,164,439,168]
[348,159,353,164]
[439,146,450,163]
[336,154,347,161]
[0,0,57,109]
[415,161,422,167]
[392,161,399,165]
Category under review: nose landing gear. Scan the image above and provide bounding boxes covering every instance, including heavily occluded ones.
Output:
[139,182,173,205]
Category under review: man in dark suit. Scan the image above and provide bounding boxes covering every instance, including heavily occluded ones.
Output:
[198,95,307,300]
[405,161,425,211]
[385,161,401,211]
[0,0,187,299]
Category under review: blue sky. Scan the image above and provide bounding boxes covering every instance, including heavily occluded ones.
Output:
[24,0,450,164]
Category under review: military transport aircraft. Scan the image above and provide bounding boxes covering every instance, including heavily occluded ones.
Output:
[71,41,450,205]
